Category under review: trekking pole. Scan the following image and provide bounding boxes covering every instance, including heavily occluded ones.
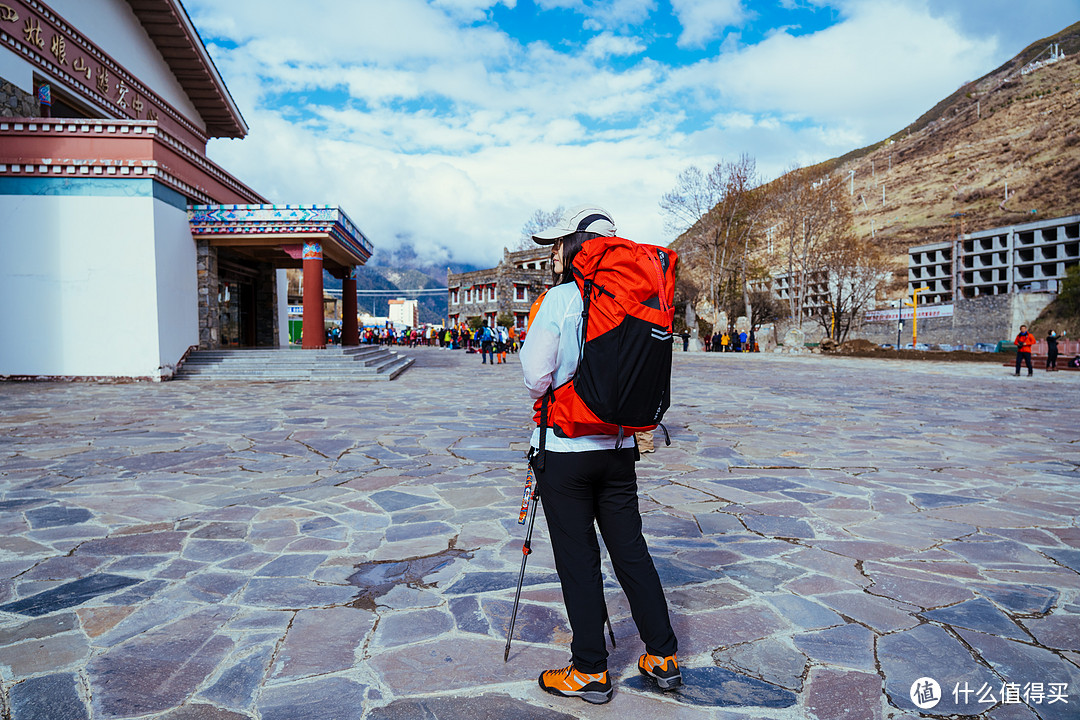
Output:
[504,481,540,662]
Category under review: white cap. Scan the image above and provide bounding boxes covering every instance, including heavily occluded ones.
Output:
[532,204,616,244]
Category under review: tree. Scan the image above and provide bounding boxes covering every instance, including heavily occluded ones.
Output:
[517,206,565,250]
[814,232,892,343]
[660,156,765,327]
[768,166,851,327]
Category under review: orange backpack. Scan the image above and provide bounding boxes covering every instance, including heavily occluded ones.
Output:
[533,236,677,447]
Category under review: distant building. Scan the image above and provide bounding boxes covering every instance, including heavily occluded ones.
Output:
[0,0,372,380]
[448,247,552,330]
[908,214,1080,302]
[388,298,419,328]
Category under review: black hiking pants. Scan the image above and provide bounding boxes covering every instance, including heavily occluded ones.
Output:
[537,448,677,673]
[1015,351,1033,375]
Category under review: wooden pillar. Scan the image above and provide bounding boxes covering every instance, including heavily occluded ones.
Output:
[301,241,325,349]
[342,267,359,346]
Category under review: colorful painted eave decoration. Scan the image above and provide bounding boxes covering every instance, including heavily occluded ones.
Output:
[187,204,373,260]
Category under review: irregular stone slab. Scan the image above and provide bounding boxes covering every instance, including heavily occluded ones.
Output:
[1020,615,1080,652]
[714,477,803,493]
[158,705,251,720]
[9,673,89,720]
[443,571,560,595]
[368,636,567,694]
[449,595,490,635]
[712,636,808,691]
[170,573,248,604]
[946,539,1051,566]
[372,607,454,649]
[911,492,984,509]
[25,505,94,529]
[878,622,998,716]
[258,676,368,720]
[955,628,1080,720]
[0,574,141,617]
[0,611,77,644]
[254,553,327,578]
[767,594,844,630]
[678,547,743,569]
[794,623,876,670]
[76,606,135,638]
[75,532,187,556]
[723,561,803,592]
[240,578,356,609]
[182,540,255,563]
[0,631,90,676]
[482,598,571,645]
[385,521,456,542]
[804,668,882,720]
[675,604,788,657]
[88,607,235,718]
[652,556,724,586]
[348,549,472,609]
[922,598,1028,641]
[200,646,274,709]
[667,583,750,611]
[642,512,703,537]
[817,591,920,633]
[370,489,439,512]
[743,514,815,539]
[694,512,744,535]
[271,606,375,679]
[1044,547,1080,573]
[366,693,576,720]
[623,666,796,707]
[867,572,973,609]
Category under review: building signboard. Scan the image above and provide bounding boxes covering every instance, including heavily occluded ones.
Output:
[864,304,955,323]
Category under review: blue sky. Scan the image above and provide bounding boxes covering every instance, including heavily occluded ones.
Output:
[184,0,1080,270]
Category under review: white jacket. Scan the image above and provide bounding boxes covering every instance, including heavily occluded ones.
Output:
[520,282,620,453]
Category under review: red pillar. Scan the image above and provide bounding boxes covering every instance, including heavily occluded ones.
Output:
[342,268,359,346]
[301,241,325,349]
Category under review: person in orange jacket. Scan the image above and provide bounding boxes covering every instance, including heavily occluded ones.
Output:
[1014,324,1036,376]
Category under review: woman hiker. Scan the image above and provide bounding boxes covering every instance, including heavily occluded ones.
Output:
[519,204,680,705]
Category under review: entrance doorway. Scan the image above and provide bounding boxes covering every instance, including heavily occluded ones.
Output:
[219,259,258,347]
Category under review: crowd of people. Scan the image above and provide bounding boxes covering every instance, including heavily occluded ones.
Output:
[699,327,759,353]
[322,322,524,360]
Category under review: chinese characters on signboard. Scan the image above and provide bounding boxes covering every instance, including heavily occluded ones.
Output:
[3,3,161,123]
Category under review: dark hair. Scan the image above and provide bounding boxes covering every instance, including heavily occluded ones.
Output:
[553,231,600,285]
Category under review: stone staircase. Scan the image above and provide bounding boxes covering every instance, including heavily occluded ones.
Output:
[173,346,414,382]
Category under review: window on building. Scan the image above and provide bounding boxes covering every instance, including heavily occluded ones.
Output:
[450,288,459,305]
[515,284,527,301]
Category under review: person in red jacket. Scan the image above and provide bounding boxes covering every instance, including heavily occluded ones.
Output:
[1014,324,1036,376]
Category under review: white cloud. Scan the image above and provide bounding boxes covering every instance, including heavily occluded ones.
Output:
[670,0,748,48]
[667,1,999,139]
[190,0,1072,269]
[584,32,647,59]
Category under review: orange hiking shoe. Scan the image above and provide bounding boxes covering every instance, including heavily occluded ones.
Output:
[638,652,681,690]
[538,664,612,704]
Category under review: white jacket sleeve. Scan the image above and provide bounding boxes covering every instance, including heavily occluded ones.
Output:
[520,295,561,400]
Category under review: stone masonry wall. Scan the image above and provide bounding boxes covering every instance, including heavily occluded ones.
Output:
[196,239,220,349]
[1,76,38,118]
[853,292,1057,347]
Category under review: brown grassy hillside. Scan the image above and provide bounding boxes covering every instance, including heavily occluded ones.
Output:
[832,23,1080,277]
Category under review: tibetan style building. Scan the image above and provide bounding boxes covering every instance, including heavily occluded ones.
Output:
[447,247,551,331]
[0,0,371,380]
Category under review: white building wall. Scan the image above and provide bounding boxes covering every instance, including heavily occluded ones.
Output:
[0,186,197,379]
[153,198,200,376]
[47,0,207,133]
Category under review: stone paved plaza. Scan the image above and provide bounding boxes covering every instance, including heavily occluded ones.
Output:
[0,348,1078,720]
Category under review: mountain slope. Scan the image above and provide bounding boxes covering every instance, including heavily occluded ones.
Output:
[826,22,1080,272]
